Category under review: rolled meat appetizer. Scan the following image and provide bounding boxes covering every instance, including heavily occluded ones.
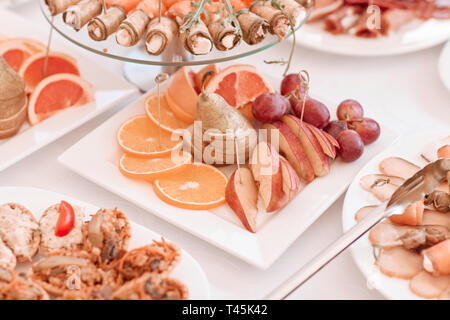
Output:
[237,11,269,45]
[145,16,178,55]
[323,5,362,34]
[88,6,126,41]
[116,9,150,47]
[180,20,213,55]
[250,0,290,41]
[278,0,307,26]
[208,18,241,51]
[422,239,450,276]
[45,0,80,16]
[380,8,415,35]
[63,0,103,31]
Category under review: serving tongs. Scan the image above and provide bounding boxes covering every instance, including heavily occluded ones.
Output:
[266,158,450,300]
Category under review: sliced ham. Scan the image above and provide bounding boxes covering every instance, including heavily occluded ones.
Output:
[344,0,419,10]
[378,157,420,180]
[354,205,377,222]
[323,5,363,34]
[309,0,345,22]
[360,174,404,201]
[416,0,450,19]
[422,210,450,228]
[369,220,409,246]
[352,10,382,38]
[409,271,450,299]
[376,246,423,279]
[381,8,416,34]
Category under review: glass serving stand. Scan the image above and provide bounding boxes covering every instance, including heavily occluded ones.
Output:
[40,0,312,91]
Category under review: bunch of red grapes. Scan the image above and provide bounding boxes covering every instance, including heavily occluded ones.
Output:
[252,73,380,162]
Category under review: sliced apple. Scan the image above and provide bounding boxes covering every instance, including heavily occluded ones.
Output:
[262,122,314,182]
[225,167,259,233]
[322,130,339,148]
[281,115,330,177]
[304,122,336,159]
[378,157,420,180]
[280,155,302,201]
[250,141,285,212]
[360,174,404,201]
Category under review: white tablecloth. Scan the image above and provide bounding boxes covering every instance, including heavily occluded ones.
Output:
[2,0,449,300]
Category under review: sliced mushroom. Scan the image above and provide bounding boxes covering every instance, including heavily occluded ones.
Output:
[378,157,420,180]
[360,174,404,201]
[88,213,104,248]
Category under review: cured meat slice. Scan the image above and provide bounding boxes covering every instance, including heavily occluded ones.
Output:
[375,246,423,279]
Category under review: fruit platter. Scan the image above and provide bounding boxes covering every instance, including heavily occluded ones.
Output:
[0,9,137,172]
[343,131,450,300]
[59,62,398,268]
[0,186,209,300]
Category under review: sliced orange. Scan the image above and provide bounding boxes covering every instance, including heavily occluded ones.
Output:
[19,52,79,93]
[117,115,182,158]
[153,163,228,210]
[165,90,195,124]
[144,93,190,133]
[0,38,45,72]
[205,64,273,108]
[166,66,198,120]
[28,73,95,125]
[119,151,192,181]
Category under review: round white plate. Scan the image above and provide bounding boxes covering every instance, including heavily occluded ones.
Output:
[342,130,449,300]
[293,19,450,56]
[439,40,450,90]
[0,186,210,300]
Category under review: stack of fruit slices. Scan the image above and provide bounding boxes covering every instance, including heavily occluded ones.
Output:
[0,36,95,129]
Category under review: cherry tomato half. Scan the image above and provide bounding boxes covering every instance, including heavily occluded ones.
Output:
[55,200,75,237]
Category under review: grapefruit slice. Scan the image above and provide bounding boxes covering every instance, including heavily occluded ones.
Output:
[0,38,45,72]
[166,66,198,120]
[28,73,95,125]
[19,52,79,93]
[205,64,273,108]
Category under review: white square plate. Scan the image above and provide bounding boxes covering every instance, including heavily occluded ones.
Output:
[0,9,138,172]
[0,186,210,299]
[59,73,399,269]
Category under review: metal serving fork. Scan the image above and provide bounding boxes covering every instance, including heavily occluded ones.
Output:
[266,158,450,300]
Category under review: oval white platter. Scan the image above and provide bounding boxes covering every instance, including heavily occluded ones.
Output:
[292,19,450,57]
[0,186,210,300]
[342,130,449,300]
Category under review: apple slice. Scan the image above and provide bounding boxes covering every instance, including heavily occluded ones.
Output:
[281,115,330,177]
[225,167,259,233]
[378,157,420,180]
[360,174,404,201]
[322,130,339,148]
[250,141,285,212]
[262,122,314,182]
[280,156,302,201]
[304,122,336,159]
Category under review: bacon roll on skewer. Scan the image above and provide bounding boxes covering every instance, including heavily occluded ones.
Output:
[180,20,213,55]
[250,0,290,41]
[88,6,126,41]
[63,0,103,31]
[323,5,363,34]
[46,0,80,16]
[278,0,307,26]
[145,16,178,55]
[116,9,150,46]
[208,18,241,51]
[237,11,269,45]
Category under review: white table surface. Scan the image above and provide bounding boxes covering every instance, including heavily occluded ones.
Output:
[2,0,449,300]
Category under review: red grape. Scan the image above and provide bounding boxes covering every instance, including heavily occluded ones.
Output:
[336,130,364,162]
[349,118,380,145]
[337,99,364,121]
[252,93,290,123]
[280,73,306,107]
[324,120,347,139]
[292,98,330,129]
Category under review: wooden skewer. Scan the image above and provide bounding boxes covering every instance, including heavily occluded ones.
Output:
[235,138,242,184]
[155,73,169,148]
[43,15,55,76]
[158,0,162,23]
[101,0,107,14]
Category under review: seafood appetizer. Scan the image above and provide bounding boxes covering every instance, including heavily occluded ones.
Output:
[0,200,188,300]
[116,64,383,234]
[309,0,450,38]
[355,142,450,299]
[0,34,95,139]
[45,0,309,56]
